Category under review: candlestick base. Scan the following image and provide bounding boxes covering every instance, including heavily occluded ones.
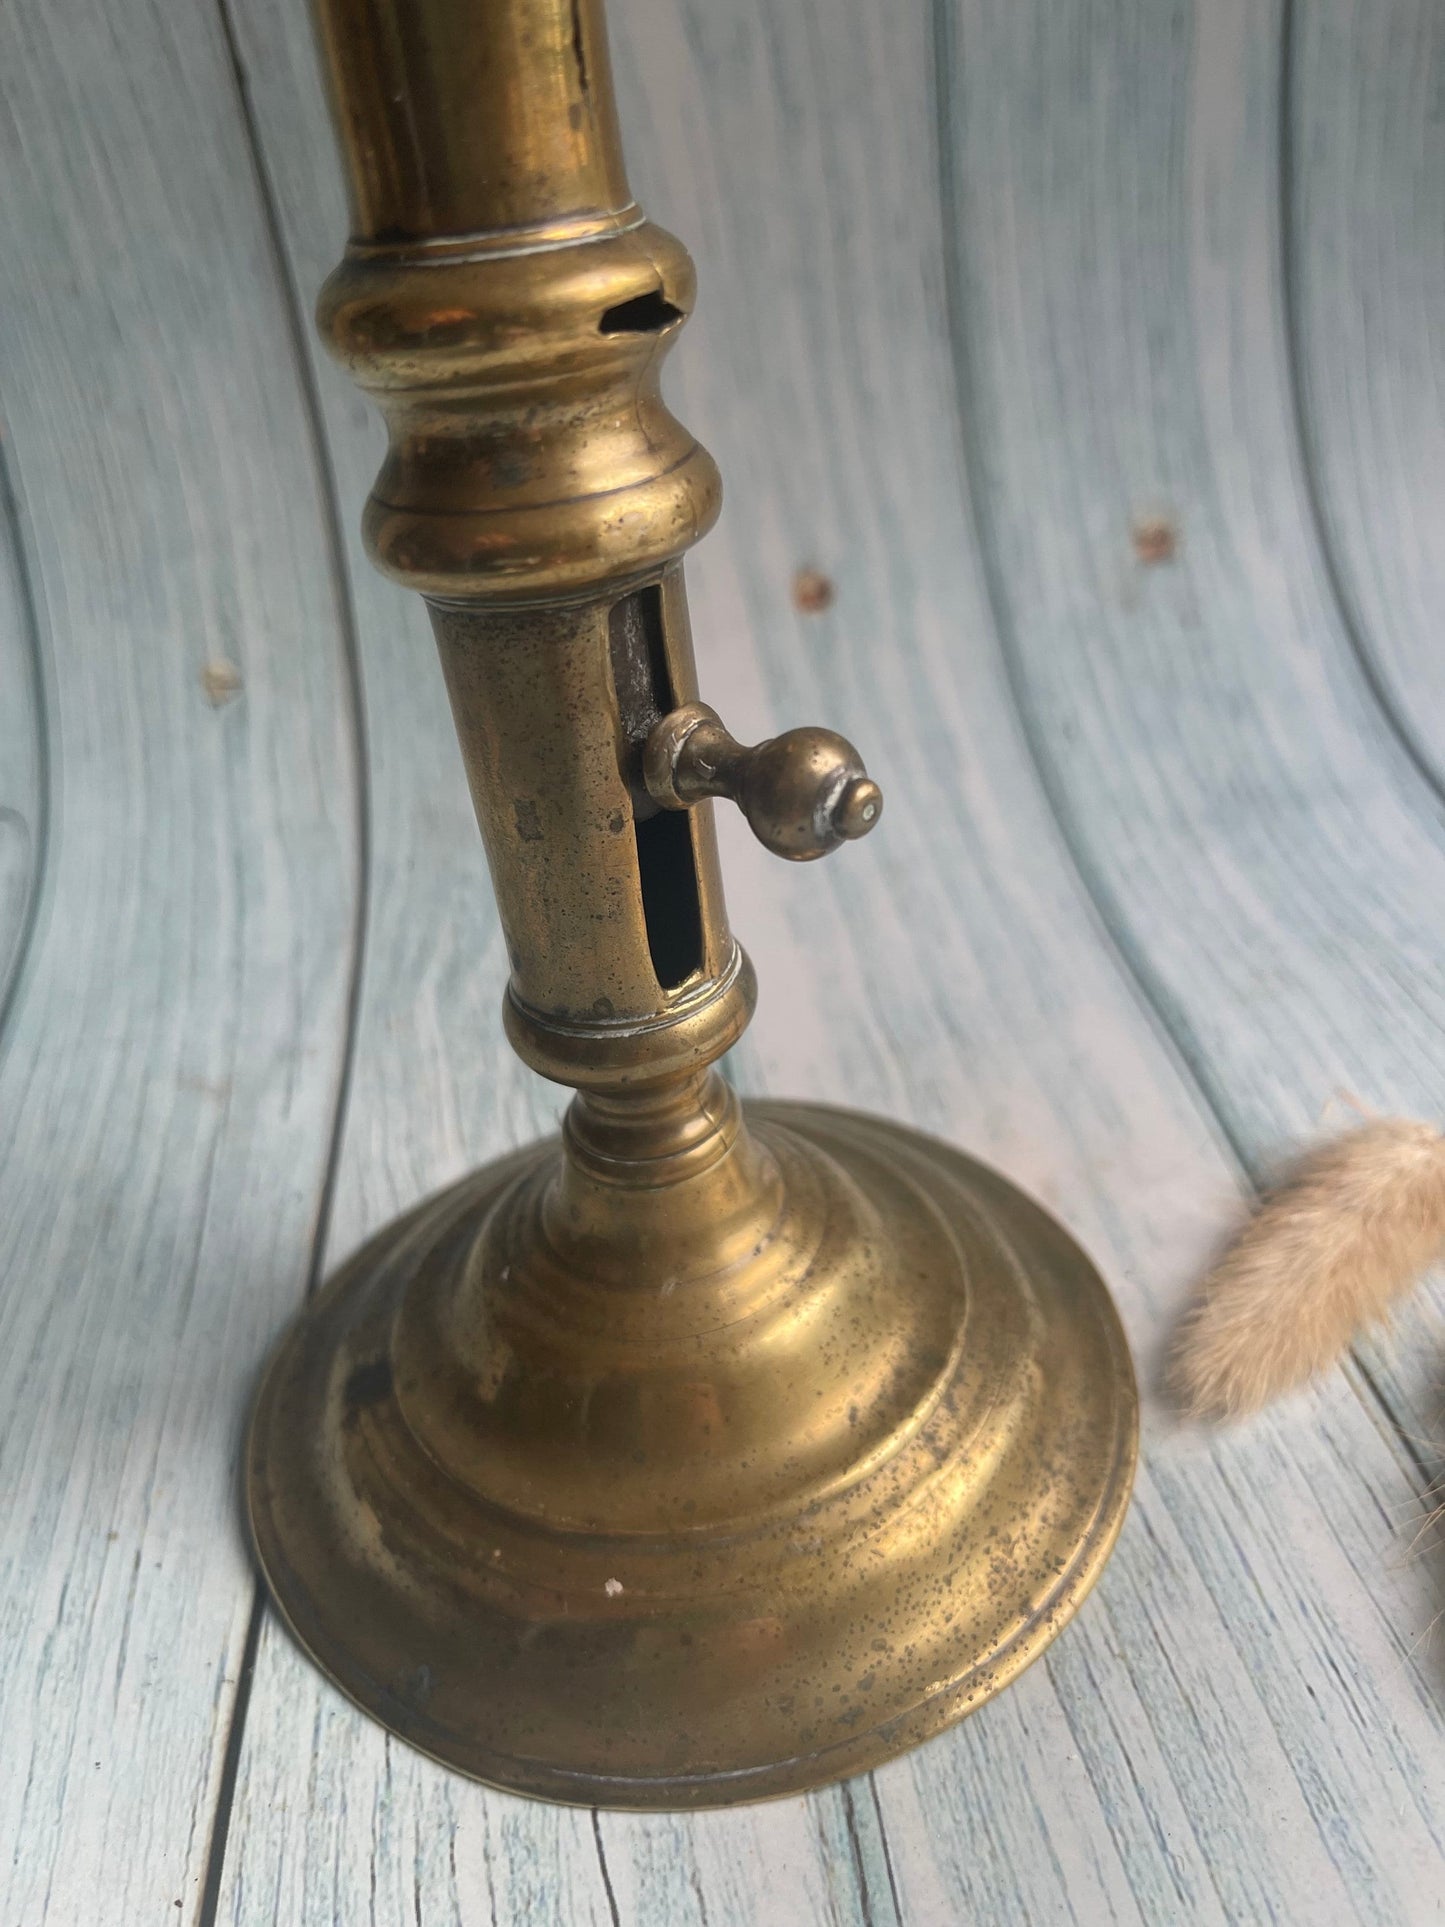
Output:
[247,1099,1135,1808]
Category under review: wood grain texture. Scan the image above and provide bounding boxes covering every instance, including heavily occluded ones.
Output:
[1287,0,1445,785]
[611,3,1445,1919]
[0,2,361,1921]
[206,0,1444,1922]
[3,0,1443,1920]
[0,446,46,1028]
[939,0,1445,1461]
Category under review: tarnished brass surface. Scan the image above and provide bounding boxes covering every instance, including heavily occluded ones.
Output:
[249,1100,1135,1806]
[314,0,717,602]
[246,0,1138,1806]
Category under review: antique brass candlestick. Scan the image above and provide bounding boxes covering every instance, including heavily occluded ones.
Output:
[246,0,1138,1807]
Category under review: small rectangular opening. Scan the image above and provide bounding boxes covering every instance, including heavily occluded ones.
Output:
[608,586,704,991]
[599,289,684,335]
[635,810,704,990]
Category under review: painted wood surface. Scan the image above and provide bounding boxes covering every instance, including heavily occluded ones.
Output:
[0,445,45,1032]
[1289,0,1445,782]
[2,0,1443,1922]
[942,0,1445,1464]
[0,1,363,1921]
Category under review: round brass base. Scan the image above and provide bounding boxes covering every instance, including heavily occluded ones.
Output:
[247,1103,1137,1808]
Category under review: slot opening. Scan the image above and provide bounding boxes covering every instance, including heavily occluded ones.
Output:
[607,587,704,991]
[599,289,684,335]
[635,811,704,991]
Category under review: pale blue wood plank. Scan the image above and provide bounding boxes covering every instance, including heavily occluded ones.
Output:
[0,443,46,1025]
[941,0,1445,1464]
[626,0,1444,1917]
[213,0,1445,1923]
[1287,1,1445,793]
[2,0,1426,1916]
[0,1,361,1920]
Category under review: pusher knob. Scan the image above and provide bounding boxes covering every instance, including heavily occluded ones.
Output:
[643,702,883,861]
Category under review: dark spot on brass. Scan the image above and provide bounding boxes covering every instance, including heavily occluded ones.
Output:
[569,0,588,92]
[513,798,543,841]
[344,1357,393,1412]
[492,453,532,489]
[400,1662,434,1707]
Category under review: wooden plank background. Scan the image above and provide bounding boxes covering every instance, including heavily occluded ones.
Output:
[2,0,1443,1921]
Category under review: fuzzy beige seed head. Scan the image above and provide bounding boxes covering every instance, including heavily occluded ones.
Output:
[1172,1119,1445,1419]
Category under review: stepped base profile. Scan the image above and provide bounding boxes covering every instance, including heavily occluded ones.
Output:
[247,1100,1137,1808]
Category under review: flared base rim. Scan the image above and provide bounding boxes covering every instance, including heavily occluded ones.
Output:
[246,1102,1137,1808]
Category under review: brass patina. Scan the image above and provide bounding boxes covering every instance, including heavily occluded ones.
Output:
[246,0,1138,1807]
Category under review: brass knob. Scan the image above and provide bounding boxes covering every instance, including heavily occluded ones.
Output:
[643,702,883,861]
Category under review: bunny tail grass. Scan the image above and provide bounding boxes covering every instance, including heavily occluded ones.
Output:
[1172,1119,1445,1419]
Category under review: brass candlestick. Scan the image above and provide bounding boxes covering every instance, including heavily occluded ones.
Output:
[246,0,1138,1808]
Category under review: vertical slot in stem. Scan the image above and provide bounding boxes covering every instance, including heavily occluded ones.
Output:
[608,586,704,990]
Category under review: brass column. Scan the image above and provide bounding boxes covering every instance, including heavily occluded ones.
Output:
[246,0,1138,1806]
